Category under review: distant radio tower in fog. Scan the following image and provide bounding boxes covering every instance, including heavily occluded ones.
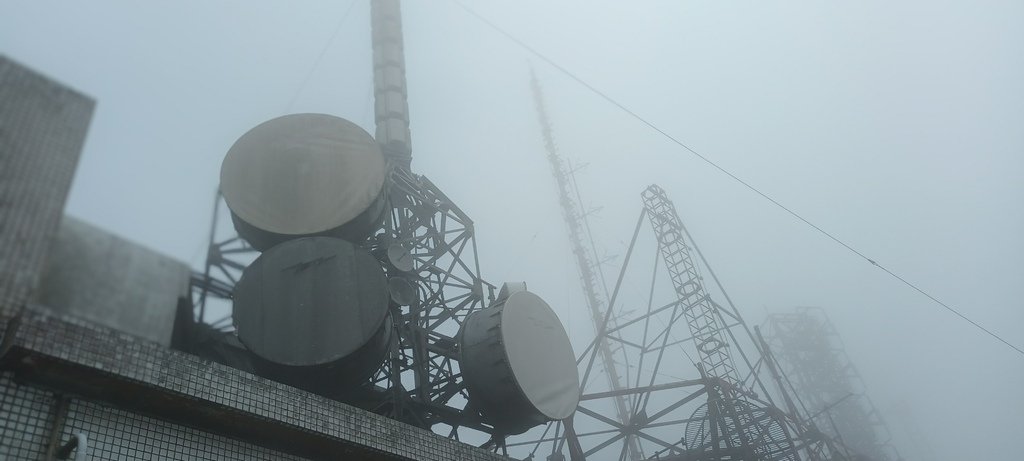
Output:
[530,69,643,461]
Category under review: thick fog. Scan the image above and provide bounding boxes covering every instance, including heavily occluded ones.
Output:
[2,1,1022,459]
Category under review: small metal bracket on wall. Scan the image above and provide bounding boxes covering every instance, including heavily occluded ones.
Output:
[43,395,89,461]
[55,433,88,461]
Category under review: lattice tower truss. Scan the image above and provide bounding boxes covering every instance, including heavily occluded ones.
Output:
[510,180,842,460]
[764,308,904,461]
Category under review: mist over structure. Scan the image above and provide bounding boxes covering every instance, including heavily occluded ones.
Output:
[1,1,1021,460]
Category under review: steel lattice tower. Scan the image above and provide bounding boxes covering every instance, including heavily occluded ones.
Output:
[764,307,903,461]
[518,82,841,457]
[641,187,740,384]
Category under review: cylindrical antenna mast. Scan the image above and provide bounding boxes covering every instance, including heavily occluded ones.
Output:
[370,0,413,168]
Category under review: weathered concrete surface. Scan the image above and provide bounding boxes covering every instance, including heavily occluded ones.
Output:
[34,215,190,346]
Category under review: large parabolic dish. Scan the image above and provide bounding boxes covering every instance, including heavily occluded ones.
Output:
[232,237,391,391]
[460,289,580,434]
[220,113,388,250]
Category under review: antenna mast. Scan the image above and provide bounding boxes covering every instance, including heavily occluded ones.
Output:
[530,71,643,460]
[765,307,906,461]
[371,0,413,168]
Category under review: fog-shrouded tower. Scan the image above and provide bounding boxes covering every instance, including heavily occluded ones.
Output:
[193,1,583,454]
[371,0,413,168]
[523,70,840,460]
[530,70,643,460]
[764,307,904,461]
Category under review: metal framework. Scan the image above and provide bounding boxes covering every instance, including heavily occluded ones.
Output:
[188,164,523,439]
[189,3,880,459]
[642,186,740,384]
[186,0,535,452]
[763,308,903,461]
[509,184,842,461]
[0,46,515,461]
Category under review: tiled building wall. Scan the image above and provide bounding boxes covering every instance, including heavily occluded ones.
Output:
[60,398,309,460]
[0,55,94,317]
[0,304,511,461]
[0,373,56,460]
[0,372,311,460]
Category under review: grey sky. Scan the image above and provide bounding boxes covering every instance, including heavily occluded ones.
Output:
[2,1,1022,459]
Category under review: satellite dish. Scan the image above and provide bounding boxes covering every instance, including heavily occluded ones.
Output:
[459,288,580,434]
[385,243,415,272]
[232,237,392,392]
[220,113,388,250]
[387,276,417,306]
